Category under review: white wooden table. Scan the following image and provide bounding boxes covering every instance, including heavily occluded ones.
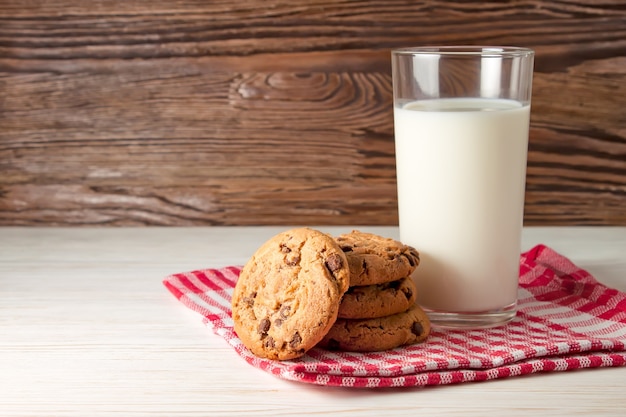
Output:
[1,226,625,416]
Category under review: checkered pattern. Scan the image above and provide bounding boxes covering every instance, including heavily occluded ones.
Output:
[163,244,626,387]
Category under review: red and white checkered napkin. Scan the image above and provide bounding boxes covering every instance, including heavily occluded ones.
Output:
[163,244,626,388]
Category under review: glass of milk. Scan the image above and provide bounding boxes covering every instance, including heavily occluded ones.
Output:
[392,46,534,329]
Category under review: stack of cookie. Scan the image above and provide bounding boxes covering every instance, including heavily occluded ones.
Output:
[317,230,430,352]
[231,227,430,361]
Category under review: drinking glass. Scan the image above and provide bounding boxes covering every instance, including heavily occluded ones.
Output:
[392,46,534,328]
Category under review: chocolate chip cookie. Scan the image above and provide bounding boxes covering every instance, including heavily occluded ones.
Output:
[318,303,430,352]
[338,277,417,319]
[231,227,350,360]
[335,230,420,286]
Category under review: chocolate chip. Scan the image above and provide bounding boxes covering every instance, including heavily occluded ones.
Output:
[258,318,270,338]
[279,304,291,319]
[411,322,423,336]
[264,336,275,349]
[285,254,300,266]
[403,287,413,300]
[243,291,257,307]
[289,332,302,348]
[325,253,343,272]
[274,318,283,327]
[404,249,420,266]
[340,245,353,253]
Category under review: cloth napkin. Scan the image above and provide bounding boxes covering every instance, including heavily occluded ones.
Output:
[163,244,626,388]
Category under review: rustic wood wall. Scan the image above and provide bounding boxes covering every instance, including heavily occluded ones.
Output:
[1,0,624,226]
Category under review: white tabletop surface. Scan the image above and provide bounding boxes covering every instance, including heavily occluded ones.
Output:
[1,226,625,416]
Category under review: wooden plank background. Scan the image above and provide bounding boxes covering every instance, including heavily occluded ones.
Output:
[1,0,624,226]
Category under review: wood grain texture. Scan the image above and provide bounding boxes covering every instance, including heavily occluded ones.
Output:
[1,0,624,226]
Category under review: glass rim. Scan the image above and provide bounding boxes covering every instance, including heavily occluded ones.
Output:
[392,46,534,58]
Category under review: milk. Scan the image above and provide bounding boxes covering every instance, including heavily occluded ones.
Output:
[394,98,530,313]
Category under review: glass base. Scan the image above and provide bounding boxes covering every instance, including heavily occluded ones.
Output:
[424,302,517,330]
